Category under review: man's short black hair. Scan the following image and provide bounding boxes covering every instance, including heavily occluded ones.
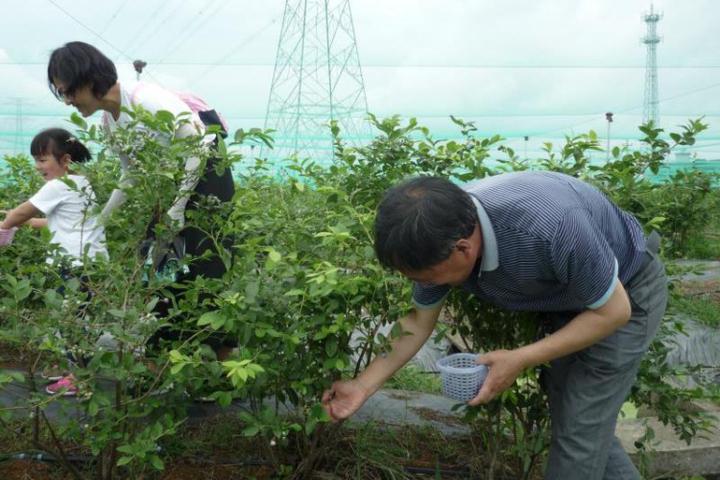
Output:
[47,41,118,100]
[374,176,478,272]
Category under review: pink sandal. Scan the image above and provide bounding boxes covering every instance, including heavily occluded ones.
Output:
[45,375,78,396]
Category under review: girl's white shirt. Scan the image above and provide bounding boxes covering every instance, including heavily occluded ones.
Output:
[29,174,107,265]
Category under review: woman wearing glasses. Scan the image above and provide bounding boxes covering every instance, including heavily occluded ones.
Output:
[47,41,237,362]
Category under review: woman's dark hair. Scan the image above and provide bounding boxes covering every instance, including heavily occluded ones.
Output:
[47,41,117,100]
[31,128,92,164]
[374,176,478,272]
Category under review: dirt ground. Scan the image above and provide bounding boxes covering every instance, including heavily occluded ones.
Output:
[0,460,276,480]
[679,279,720,304]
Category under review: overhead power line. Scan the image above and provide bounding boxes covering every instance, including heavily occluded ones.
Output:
[123,0,173,54]
[130,3,185,52]
[46,0,133,63]
[44,0,163,85]
[155,0,226,64]
[101,0,130,33]
[4,110,720,119]
[5,60,720,68]
[187,15,282,87]
[529,80,720,137]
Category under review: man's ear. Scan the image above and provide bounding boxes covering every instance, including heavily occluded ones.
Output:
[455,238,472,254]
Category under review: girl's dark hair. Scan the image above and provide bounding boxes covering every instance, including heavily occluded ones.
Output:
[30,128,92,164]
[374,176,478,271]
[47,41,117,100]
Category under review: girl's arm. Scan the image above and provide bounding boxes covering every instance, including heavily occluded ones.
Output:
[1,202,42,229]
[27,218,48,228]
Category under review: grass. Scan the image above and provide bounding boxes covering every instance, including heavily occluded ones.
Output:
[384,364,442,394]
[682,218,720,260]
[670,294,720,328]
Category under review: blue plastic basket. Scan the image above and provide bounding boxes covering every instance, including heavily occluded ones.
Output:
[436,353,488,402]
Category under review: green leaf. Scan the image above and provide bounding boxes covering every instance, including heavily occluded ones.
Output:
[197,311,226,330]
[0,370,24,383]
[325,338,337,357]
[309,402,331,422]
[268,249,281,263]
[145,297,160,312]
[217,137,228,157]
[242,425,260,437]
[305,419,317,435]
[245,282,259,302]
[170,363,186,375]
[70,112,88,130]
[248,364,264,374]
[116,445,134,454]
[150,454,165,471]
[155,110,175,125]
[217,391,233,407]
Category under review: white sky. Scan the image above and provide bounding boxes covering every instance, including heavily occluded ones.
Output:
[1,0,719,158]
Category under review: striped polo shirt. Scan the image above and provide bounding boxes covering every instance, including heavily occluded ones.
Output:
[412,171,647,312]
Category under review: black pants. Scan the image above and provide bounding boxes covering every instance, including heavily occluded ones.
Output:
[148,132,237,351]
[180,154,235,282]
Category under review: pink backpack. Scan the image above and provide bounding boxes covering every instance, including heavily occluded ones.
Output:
[173,91,229,133]
[103,83,228,133]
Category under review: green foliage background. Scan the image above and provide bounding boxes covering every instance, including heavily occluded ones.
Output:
[0,110,717,479]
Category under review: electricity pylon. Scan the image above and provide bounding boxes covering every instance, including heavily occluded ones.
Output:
[263,0,371,164]
[642,4,662,126]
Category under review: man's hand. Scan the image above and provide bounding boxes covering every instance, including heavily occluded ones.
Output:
[468,349,528,406]
[322,379,371,422]
[321,306,442,421]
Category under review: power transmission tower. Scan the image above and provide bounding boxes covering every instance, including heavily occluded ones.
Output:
[263,0,371,164]
[605,112,613,162]
[641,4,662,126]
[14,98,23,154]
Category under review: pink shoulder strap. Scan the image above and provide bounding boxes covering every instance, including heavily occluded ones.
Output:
[177,91,229,132]
[130,83,227,131]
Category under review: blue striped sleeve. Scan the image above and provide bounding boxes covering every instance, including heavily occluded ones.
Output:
[412,282,450,309]
[587,258,618,309]
[551,208,618,309]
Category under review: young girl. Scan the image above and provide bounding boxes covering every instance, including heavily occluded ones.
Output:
[0,128,107,395]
